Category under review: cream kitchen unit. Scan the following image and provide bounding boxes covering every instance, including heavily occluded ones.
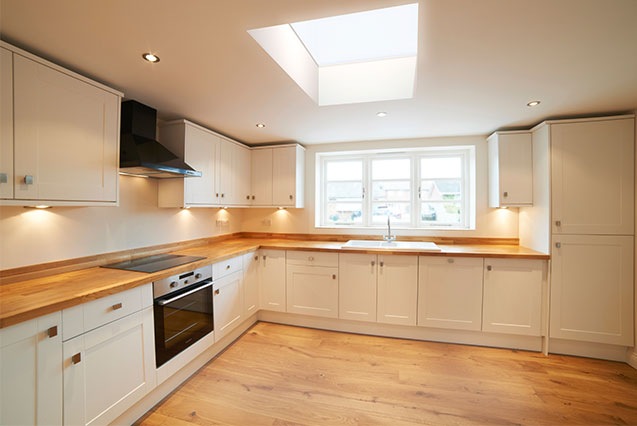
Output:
[286,251,339,318]
[519,114,635,361]
[0,312,63,425]
[158,120,252,208]
[212,256,245,341]
[258,249,287,312]
[0,41,122,206]
[487,131,533,208]
[250,145,305,208]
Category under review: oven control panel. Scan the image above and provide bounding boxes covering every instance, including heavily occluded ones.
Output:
[153,264,213,298]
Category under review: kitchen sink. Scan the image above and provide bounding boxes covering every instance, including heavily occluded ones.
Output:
[341,240,441,252]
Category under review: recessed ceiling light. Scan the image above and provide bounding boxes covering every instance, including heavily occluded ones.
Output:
[527,100,541,107]
[142,53,160,63]
[376,112,388,117]
[256,123,266,128]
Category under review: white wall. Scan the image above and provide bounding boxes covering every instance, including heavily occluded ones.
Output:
[242,135,519,238]
[0,176,243,269]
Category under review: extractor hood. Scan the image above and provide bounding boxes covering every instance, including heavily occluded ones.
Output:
[119,100,202,178]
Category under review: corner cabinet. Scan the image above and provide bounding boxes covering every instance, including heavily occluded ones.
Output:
[0,312,63,426]
[250,145,305,208]
[487,131,533,208]
[0,41,122,206]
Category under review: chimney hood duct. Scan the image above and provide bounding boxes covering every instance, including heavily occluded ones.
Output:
[119,100,202,178]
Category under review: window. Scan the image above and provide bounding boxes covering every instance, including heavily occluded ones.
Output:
[317,147,474,229]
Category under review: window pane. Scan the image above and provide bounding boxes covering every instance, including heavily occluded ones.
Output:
[326,161,362,181]
[327,182,362,201]
[421,157,461,179]
[421,202,462,225]
[326,203,363,225]
[371,202,411,224]
[372,181,410,201]
[420,179,461,201]
[372,158,410,180]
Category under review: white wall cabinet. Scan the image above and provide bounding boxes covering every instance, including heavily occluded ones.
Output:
[249,145,305,207]
[418,257,483,331]
[339,253,378,322]
[487,131,533,207]
[550,234,634,346]
[243,251,260,316]
[62,285,155,426]
[259,249,287,312]
[159,120,251,208]
[377,255,418,326]
[0,312,62,426]
[286,251,339,318]
[482,258,544,336]
[0,47,14,199]
[550,117,634,235]
[1,42,121,206]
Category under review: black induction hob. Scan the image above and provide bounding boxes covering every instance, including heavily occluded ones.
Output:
[101,254,206,273]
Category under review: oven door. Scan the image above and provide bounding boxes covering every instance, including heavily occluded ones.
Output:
[154,279,214,368]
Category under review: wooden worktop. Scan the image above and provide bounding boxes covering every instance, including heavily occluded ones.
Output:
[0,235,549,329]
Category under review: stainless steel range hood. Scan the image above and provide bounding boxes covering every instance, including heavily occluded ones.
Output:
[119,100,202,178]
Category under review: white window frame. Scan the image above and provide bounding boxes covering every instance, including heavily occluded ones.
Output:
[316,146,475,230]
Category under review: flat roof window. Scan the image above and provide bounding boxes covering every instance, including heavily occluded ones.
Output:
[248,3,418,106]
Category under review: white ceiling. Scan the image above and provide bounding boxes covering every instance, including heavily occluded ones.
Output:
[1,0,636,145]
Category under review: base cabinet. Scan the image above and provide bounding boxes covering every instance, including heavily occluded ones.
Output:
[260,250,287,312]
[63,308,154,426]
[0,312,62,426]
[418,257,483,331]
[377,255,418,326]
[243,252,260,316]
[339,253,377,322]
[213,270,244,342]
[550,234,634,346]
[286,252,339,318]
[482,259,544,336]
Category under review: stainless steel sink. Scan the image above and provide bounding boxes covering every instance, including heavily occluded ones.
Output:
[341,240,441,251]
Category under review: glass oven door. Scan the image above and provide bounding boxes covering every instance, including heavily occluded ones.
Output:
[154,279,214,368]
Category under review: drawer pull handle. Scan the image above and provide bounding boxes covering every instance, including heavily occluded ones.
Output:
[486,265,492,271]
[72,353,82,364]
[112,302,123,311]
[47,326,58,338]
[447,258,455,264]
[214,289,220,295]
[24,175,34,185]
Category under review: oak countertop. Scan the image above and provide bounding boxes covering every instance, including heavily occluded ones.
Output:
[0,237,549,329]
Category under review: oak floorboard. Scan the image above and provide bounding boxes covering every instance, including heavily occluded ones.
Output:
[136,322,637,425]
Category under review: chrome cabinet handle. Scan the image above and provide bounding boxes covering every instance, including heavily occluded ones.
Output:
[47,326,58,338]
[24,175,34,185]
[112,302,123,311]
[72,353,82,364]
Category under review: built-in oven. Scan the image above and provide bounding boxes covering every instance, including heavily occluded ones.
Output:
[153,265,214,368]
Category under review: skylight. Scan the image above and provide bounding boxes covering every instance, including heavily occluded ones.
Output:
[248,3,418,106]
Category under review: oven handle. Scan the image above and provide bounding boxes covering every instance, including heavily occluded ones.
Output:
[156,280,213,306]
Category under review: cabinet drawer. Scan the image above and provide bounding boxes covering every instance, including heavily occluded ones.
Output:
[62,286,144,341]
[286,250,338,267]
[213,256,243,279]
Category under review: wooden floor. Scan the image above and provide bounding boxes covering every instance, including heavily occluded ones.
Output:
[137,322,637,426]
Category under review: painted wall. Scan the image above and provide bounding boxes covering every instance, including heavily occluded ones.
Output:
[0,176,243,269]
[242,135,519,238]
